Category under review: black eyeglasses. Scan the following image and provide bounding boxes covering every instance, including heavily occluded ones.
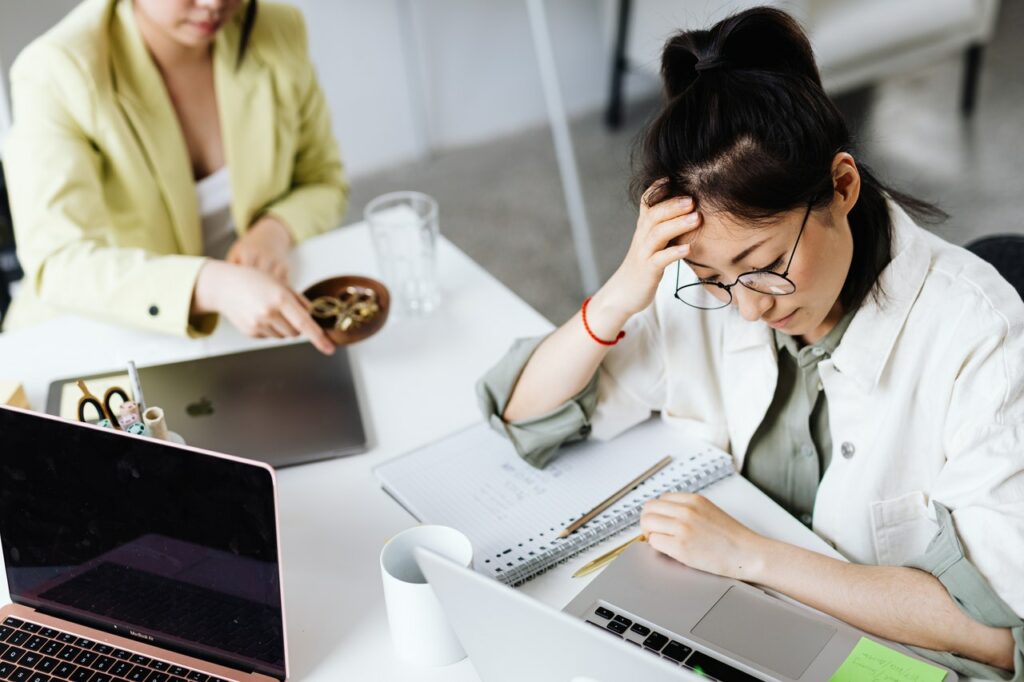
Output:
[674,203,813,310]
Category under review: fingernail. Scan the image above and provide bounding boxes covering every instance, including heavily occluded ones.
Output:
[678,244,690,253]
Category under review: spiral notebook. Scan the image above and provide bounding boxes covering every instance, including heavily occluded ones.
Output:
[374,419,735,586]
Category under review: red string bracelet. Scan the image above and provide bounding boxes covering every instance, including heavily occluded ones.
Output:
[581,297,626,346]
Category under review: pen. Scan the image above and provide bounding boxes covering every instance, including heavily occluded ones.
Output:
[559,455,672,539]
[127,361,146,411]
[573,534,647,578]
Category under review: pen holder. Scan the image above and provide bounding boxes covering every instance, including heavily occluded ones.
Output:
[143,406,184,445]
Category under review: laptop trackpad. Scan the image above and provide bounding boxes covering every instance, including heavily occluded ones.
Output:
[690,587,836,679]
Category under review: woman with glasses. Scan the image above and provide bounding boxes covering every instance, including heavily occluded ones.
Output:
[479,7,1022,677]
[2,0,342,354]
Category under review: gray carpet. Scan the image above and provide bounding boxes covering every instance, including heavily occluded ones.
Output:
[349,1,1024,325]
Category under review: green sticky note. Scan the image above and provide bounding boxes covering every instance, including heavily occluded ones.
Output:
[830,637,946,682]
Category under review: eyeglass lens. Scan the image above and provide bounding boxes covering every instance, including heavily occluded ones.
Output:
[675,271,796,309]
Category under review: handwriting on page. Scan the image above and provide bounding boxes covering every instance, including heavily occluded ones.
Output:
[469,460,570,522]
[830,638,946,682]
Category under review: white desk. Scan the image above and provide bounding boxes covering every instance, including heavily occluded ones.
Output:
[0,223,841,680]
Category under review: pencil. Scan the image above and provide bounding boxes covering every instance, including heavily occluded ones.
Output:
[573,534,647,578]
[127,361,146,411]
[558,455,672,539]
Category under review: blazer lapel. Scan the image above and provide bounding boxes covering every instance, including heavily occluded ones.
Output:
[109,0,201,255]
[213,13,275,236]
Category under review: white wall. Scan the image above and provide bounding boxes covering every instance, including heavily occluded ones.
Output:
[408,0,610,149]
[0,0,81,150]
[282,0,425,176]
[289,0,621,176]
[0,0,647,177]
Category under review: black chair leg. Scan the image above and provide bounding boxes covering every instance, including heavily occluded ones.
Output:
[605,0,632,130]
[961,43,984,117]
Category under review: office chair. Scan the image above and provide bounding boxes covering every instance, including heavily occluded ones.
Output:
[966,234,1024,301]
[0,160,19,326]
[605,0,1001,128]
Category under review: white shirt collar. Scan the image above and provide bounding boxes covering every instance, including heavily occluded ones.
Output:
[723,201,931,392]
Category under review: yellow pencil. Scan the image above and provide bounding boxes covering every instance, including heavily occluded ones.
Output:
[572,534,647,578]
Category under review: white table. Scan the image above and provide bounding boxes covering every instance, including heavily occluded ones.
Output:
[0,223,841,680]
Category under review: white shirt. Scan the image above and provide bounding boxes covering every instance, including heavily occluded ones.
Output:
[196,166,235,260]
[592,203,1024,614]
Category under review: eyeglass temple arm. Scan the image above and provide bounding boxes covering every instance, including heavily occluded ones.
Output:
[780,203,813,278]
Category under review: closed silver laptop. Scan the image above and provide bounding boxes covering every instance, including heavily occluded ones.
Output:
[46,342,368,468]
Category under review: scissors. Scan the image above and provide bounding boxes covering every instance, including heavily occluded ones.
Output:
[76,380,130,428]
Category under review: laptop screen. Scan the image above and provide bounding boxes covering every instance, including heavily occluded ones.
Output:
[0,408,286,680]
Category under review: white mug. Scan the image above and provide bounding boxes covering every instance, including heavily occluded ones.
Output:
[380,525,473,667]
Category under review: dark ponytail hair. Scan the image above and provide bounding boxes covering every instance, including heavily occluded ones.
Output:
[630,7,944,311]
[236,0,258,69]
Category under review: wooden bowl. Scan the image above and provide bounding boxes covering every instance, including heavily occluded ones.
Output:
[302,275,390,345]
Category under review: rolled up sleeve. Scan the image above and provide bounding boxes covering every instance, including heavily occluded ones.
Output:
[476,335,599,468]
[905,503,1024,680]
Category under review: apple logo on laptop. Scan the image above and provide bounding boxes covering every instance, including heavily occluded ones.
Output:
[185,397,214,417]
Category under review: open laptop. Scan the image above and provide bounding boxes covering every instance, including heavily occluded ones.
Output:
[45,342,368,468]
[417,542,957,682]
[0,405,288,681]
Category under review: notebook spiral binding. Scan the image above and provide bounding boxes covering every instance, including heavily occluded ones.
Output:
[493,451,735,586]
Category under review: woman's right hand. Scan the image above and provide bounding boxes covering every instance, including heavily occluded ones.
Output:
[595,189,702,318]
[192,260,335,355]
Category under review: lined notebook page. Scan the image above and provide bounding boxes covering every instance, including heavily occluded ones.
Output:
[375,419,735,585]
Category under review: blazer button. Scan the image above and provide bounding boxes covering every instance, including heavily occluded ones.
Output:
[148,305,160,317]
[579,423,592,437]
[841,441,855,459]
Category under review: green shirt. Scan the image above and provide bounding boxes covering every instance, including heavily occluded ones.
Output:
[742,311,854,527]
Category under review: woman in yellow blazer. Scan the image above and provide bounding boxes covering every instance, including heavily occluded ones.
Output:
[2,0,346,354]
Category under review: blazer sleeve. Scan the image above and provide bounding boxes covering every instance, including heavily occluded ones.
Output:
[5,43,216,337]
[261,7,349,243]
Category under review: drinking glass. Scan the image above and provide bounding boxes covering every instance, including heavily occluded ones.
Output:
[365,191,441,316]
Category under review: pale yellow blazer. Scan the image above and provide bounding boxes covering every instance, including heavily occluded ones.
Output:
[2,0,348,336]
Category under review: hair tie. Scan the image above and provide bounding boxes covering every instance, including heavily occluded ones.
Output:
[694,56,728,72]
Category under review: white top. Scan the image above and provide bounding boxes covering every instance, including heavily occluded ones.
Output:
[196,166,235,260]
[591,202,1024,615]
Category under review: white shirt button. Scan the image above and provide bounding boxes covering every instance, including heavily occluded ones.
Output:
[841,442,856,459]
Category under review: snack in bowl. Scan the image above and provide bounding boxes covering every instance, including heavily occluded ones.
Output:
[302,276,390,345]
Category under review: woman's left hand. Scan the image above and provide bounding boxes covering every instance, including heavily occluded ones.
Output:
[227,215,294,283]
[640,493,772,582]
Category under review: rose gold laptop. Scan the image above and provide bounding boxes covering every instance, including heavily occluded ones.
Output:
[0,406,288,681]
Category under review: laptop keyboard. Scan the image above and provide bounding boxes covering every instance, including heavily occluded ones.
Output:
[0,617,235,682]
[585,604,764,682]
[38,563,281,665]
